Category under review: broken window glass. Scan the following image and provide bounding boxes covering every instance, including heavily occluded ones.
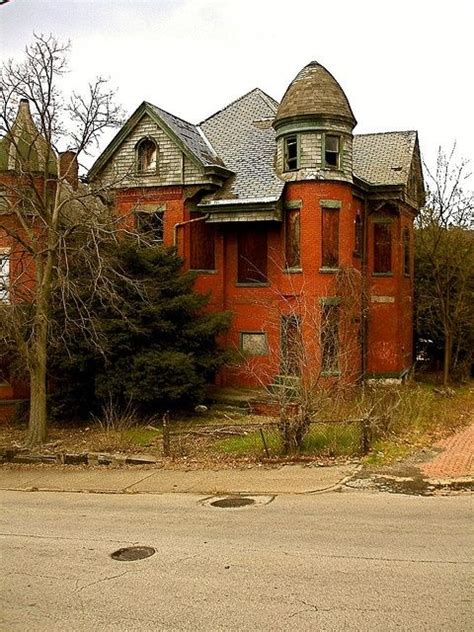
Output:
[137,139,157,173]
[284,136,298,171]
[324,135,340,168]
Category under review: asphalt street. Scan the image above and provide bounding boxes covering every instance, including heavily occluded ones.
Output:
[1,489,472,631]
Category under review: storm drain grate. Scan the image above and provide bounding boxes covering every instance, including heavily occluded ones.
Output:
[210,497,256,508]
[110,546,156,561]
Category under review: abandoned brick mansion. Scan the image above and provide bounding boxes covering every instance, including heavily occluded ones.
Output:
[0,61,425,399]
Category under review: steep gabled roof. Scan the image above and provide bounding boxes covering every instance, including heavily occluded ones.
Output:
[199,88,284,203]
[0,100,57,175]
[353,130,418,187]
[88,101,228,180]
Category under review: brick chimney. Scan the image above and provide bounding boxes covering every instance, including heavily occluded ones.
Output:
[59,151,79,190]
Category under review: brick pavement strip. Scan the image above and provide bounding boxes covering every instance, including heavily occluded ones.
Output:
[421,423,474,478]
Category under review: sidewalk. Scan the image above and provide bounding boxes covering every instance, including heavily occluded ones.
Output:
[420,423,473,480]
[0,463,357,496]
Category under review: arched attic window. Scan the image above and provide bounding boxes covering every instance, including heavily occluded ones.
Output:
[136,138,157,174]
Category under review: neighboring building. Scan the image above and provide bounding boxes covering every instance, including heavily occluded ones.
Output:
[0,99,77,404]
[89,61,424,388]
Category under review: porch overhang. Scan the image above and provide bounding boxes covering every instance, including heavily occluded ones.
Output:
[198,196,282,223]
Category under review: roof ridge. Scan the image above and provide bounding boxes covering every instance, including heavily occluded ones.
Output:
[199,88,277,126]
[195,124,219,158]
[355,130,417,137]
[145,101,196,129]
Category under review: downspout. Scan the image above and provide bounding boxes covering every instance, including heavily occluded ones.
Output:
[173,213,210,249]
[361,197,369,385]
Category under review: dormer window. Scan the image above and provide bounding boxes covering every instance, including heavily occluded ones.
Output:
[284,135,299,171]
[324,135,340,169]
[136,138,157,174]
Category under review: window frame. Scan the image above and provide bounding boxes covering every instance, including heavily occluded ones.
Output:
[283,135,299,172]
[240,332,269,356]
[236,228,268,286]
[320,298,341,376]
[136,209,164,243]
[320,202,341,271]
[284,205,301,270]
[402,227,411,277]
[323,134,341,170]
[135,137,158,175]
[373,220,393,275]
[0,249,11,303]
[189,211,216,272]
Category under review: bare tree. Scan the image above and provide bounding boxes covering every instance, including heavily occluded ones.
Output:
[238,265,367,453]
[415,146,474,385]
[0,34,124,445]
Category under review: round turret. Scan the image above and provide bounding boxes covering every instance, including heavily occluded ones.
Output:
[274,61,356,130]
[273,62,356,183]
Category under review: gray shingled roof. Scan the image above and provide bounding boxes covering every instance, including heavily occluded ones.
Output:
[353,131,417,186]
[147,103,225,169]
[199,89,285,203]
[275,61,356,127]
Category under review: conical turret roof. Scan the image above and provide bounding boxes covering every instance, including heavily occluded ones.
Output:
[274,61,356,127]
[0,99,57,175]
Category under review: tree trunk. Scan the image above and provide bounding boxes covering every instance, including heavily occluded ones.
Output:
[443,332,452,387]
[26,320,48,447]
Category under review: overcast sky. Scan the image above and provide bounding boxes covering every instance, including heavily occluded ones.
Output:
[1,0,473,175]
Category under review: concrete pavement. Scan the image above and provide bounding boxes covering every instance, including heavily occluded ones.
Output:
[0,462,358,495]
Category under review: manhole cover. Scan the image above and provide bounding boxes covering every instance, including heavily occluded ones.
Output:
[210,497,255,508]
[110,546,156,561]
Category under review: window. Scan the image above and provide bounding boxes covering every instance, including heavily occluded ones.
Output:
[0,251,10,302]
[321,207,339,268]
[136,138,157,173]
[281,314,301,376]
[321,302,340,374]
[324,135,340,168]
[403,227,410,276]
[284,135,298,171]
[240,332,268,356]
[285,208,301,268]
[373,222,392,274]
[354,214,362,256]
[190,212,215,270]
[137,211,164,243]
[237,228,267,284]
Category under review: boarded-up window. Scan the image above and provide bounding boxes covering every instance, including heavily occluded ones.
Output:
[285,208,301,268]
[373,223,392,273]
[237,228,267,284]
[241,332,268,356]
[190,212,215,270]
[137,138,157,173]
[322,207,339,268]
[0,251,10,302]
[354,214,362,255]
[321,303,340,373]
[403,228,410,276]
[281,314,301,376]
